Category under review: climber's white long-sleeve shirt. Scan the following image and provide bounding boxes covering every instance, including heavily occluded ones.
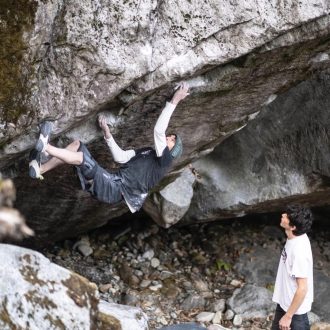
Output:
[104,101,176,162]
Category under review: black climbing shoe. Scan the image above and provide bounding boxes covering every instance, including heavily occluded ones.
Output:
[29,149,43,180]
[36,121,53,153]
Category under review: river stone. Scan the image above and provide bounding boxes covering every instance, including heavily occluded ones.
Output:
[149,283,162,291]
[230,279,242,287]
[194,278,210,292]
[73,236,94,257]
[181,294,206,311]
[157,316,168,326]
[196,312,215,322]
[160,270,174,280]
[170,312,177,319]
[151,257,160,268]
[227,284,275,319]
[233,314,243,326]
[224,309,234,321]
[77,243,94,257]
[211,299,226,312]
[140,279,151,288]
[99,283,112,293]
[142,249,155,260]
[212,311,222,324]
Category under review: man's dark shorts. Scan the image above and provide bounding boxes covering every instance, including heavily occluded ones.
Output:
[75,142,123,205]
[77,141,98,180]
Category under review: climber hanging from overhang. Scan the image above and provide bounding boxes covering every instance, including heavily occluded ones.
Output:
[28,83,189,213]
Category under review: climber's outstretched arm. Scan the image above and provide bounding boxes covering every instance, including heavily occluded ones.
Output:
[154,82,189,157]
[98,116,135,164]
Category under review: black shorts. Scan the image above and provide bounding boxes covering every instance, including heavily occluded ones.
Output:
[76,142,123,205]
[75,142,99,191]
[77,142,98,180]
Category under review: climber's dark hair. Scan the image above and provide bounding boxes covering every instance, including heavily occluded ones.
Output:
[286,204,313,236]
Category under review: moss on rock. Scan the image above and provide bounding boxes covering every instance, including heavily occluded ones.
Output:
[0,0,37,124]
[0,297,21,330]
[96,311,121,330]
[19,254,48,287]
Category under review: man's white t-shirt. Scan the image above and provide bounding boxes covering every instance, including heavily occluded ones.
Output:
[272,233,313,314]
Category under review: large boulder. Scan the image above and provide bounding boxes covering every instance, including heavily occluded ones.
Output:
[234,246,279,287]
[0,1,329,241]
[183,71,330,223]
[143,168,196,228]
[227,284,275,319]
[0,244,148,330]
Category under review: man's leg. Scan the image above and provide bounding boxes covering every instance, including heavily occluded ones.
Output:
[40,140,83,174]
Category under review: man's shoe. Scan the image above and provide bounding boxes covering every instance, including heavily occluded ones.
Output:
[29,149,43,180]
[36,121,53,153]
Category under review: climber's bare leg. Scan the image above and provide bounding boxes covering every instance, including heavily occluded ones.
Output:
[40,140,83,174]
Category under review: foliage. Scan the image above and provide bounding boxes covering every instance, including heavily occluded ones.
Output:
[215,259,231,271]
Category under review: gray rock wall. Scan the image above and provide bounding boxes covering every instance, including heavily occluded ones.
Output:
[0,1,329,239]
[1,1,329,164]
[184,72,330,222]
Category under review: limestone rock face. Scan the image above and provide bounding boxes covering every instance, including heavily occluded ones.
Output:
[0,1,330,240]
[182,72,330,223]
[0,243,148,330]
[143,168,196,228]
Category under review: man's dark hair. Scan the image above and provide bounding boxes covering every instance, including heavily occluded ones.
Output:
[167,133,183,159]
[286,204,313,236]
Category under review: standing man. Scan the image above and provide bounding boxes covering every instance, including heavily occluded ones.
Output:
[29,83,189,212]
[272,205,314,330]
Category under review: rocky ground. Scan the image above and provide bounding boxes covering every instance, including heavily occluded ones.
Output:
[41,213,330,330]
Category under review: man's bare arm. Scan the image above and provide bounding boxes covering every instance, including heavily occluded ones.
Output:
[279,277,308,330]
